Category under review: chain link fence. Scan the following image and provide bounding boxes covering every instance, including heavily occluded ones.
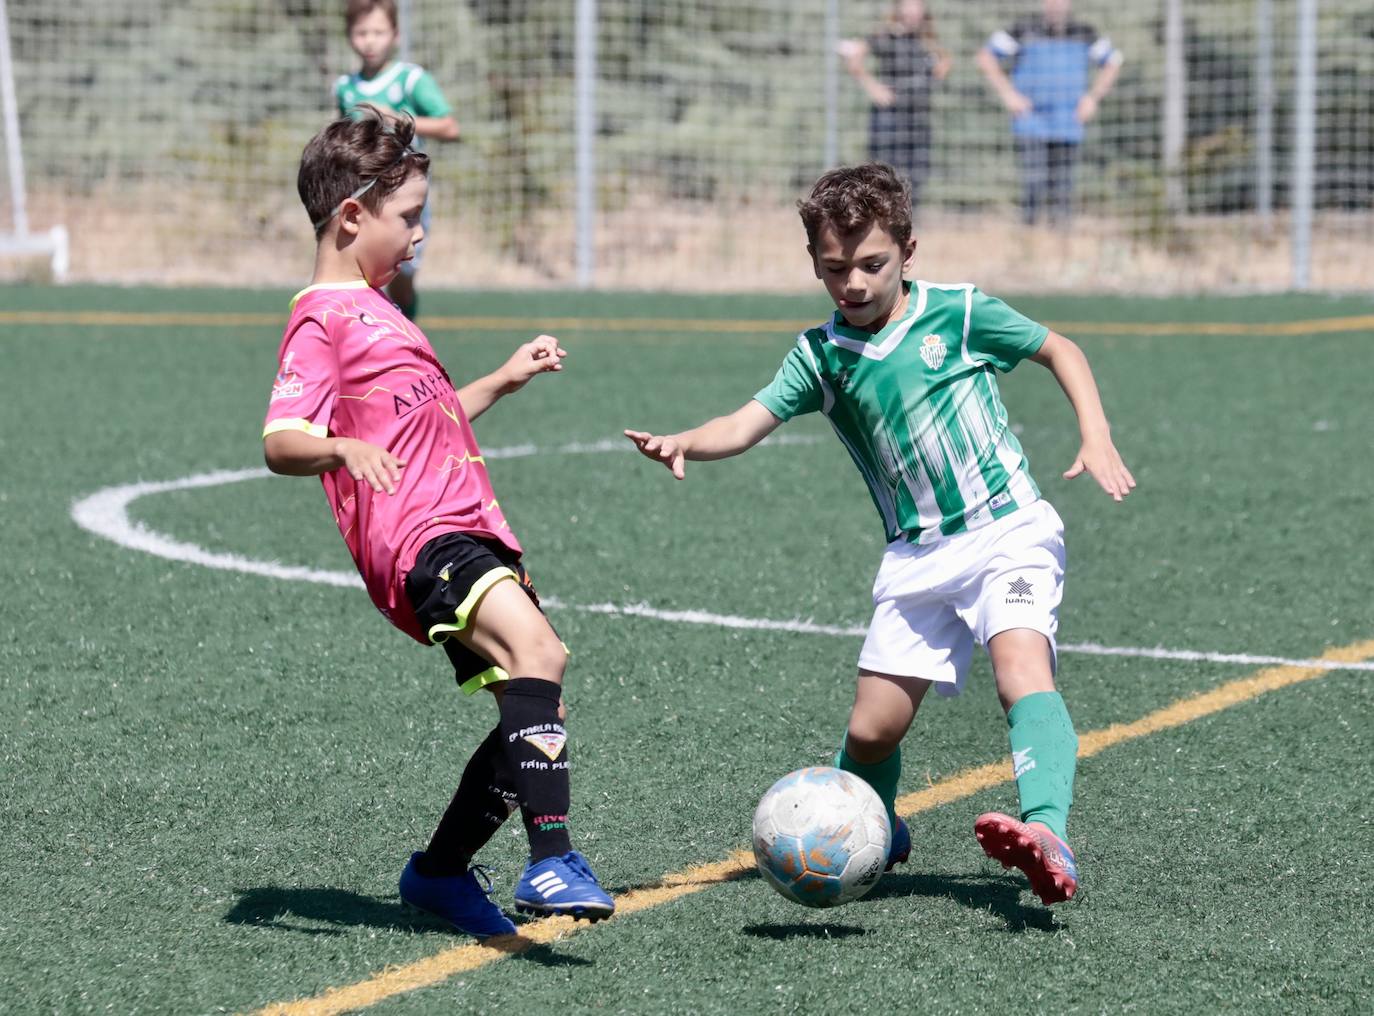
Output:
[2,0,1370,291]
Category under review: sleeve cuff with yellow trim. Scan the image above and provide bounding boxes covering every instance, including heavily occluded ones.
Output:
[263,418,329,439]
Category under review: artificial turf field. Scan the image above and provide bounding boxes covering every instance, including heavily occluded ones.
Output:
[2,283,1373,1015]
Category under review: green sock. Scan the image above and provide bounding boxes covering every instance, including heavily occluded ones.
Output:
[835,742,901,833]
[1007,691,1078,841]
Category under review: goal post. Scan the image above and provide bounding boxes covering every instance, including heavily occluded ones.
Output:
[0,0,66,280]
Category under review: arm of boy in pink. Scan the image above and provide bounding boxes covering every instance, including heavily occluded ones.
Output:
[624,400,782,480]
[264,432,406,495]
[457,334,567,422]
[263,336,564,493]
[1030,331,1136,502]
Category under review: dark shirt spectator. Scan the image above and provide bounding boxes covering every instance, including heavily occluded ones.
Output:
[840,2,951,210]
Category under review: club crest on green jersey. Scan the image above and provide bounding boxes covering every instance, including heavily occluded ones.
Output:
[919,334,947,370]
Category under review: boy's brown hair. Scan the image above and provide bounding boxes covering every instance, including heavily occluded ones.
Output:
[345,0,398,31]
[798,163,913,250]
[297,105,429,238]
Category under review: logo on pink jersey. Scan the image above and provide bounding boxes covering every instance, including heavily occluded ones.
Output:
[271,351,304,400]
[358,310,393,343]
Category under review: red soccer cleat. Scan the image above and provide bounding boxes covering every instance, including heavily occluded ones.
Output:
[974,812,1078,905]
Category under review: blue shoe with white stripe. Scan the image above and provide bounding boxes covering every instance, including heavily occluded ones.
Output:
[513,851,615,922]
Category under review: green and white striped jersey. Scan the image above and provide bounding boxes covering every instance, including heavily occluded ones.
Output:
[754,281,1048,545]
[334,61,451,148]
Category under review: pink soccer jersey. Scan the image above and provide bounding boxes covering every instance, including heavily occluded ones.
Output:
[263,281,522,643]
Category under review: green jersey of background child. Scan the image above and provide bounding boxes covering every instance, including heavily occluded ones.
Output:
[334,0,459,320]
[625,162,1135,906]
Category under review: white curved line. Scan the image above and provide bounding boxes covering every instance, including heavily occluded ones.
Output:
[67,452,1374,674]
[70,467,364,589]
[65,434,821,593]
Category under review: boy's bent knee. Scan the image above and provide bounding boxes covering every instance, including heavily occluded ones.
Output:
[845,720,903,763]
[508,635,567,684]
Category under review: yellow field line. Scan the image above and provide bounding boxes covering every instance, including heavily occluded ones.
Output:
[251,637,1374,1016]
[3,309,1374,337]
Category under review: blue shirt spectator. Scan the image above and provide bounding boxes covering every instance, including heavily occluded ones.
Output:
[977,0,1123,225]
[983,12,1121,142]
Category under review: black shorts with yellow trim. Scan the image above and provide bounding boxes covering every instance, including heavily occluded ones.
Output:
[405,531,563,695]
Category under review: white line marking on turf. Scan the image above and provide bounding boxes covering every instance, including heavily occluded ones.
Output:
[70,468,363,590]
[569,602,1374,672]
[68,462,1374,675]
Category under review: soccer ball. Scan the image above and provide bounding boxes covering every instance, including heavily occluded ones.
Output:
[751,766,891,908]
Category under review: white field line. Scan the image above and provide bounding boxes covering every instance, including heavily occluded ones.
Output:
[69,459,1374,675]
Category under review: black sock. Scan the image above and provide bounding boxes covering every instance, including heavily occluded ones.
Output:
[415,725,517,878]
[498,677,573,861]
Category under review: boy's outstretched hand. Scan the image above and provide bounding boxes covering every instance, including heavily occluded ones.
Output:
[499,334,567,393]
[1064,436,1136,502]
[624,430,686,480]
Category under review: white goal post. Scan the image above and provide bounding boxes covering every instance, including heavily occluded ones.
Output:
[0,0,67,280]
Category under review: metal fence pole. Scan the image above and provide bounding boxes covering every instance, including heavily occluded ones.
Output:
[0,0,30,235]
[823,0,839,169]
[574,0,597,289]
[1291,0,1317,289]
[397,0,412,62]
[1162,0,1186,218]
[1255,0,1274,226]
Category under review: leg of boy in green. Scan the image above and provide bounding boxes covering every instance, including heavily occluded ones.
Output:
[1008,690,1077,840]
[836,743,908,869]
[976,689,1081,904]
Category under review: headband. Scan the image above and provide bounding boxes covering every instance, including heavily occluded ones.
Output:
[311,147,418,232]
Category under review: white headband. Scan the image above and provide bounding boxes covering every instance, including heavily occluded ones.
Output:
[311,148,417,232]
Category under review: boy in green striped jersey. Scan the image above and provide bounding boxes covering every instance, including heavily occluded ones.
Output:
[625,163,1134,905]
[335,0,460,319]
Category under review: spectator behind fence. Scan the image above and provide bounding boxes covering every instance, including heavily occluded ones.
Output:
[976,0,1122,227]
[838,1,951,213]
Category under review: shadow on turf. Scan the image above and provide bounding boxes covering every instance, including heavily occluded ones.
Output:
[742,923,871,941]
[223,886,589,964]
[864,872,1060,933]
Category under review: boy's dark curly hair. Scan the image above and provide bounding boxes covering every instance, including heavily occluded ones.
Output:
[297,105,430,237]
[798,163,913,250]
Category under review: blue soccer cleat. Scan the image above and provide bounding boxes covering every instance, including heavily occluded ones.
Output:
[886,816,911,871]
[513,851,615,922]
[399,852,517,938]
[974,812,1079,904]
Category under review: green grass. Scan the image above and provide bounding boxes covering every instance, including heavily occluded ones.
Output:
[1,285,1371,1014]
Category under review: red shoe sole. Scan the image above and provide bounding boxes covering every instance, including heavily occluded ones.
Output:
[974,812,1077,905]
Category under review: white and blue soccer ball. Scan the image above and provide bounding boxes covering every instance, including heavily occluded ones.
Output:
[751,766,891,908]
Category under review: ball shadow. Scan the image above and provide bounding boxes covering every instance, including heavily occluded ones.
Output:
[741,922,871,941]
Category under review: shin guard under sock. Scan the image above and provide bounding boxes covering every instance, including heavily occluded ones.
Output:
[836,742,902,834]
[1007,690,1078,841]
[416,725,517,877]
[498,677,573,860]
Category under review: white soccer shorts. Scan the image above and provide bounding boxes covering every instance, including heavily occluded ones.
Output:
[857,499,1065,696]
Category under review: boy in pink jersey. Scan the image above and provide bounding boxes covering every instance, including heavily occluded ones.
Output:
[263,107,613,936]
